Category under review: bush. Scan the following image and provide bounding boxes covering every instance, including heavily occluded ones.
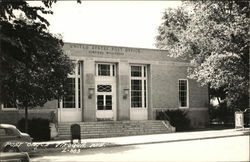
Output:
[156,109,191,131]
[17,118,50,141]
[244,113,250,127]
[209,103,234,125]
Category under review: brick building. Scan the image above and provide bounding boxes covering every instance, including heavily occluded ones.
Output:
[0,43,209,128]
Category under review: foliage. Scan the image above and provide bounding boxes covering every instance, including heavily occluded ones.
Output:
[17,118,50,141]
[156,109,191,131]
[0,0,74,108]
[209,103,250,128]
[156,1,249,109]
[209,103,234,124]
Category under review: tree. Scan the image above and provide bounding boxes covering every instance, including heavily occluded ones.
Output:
[156,1,249,110]
[0,0,75,132]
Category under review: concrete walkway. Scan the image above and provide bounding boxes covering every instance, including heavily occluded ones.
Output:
[34,128,250,148]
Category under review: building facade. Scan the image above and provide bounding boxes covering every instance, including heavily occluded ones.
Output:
[0,43,209,128]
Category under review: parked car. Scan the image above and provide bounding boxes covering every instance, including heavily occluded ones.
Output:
[0,124,34,152]
[0,152,30,162]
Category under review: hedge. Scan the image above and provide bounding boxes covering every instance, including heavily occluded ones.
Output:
[17,118,50,141]
[156,109,191,131]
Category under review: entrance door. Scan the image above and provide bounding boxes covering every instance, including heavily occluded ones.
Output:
[130,65,148,120]
[95,63,116,121]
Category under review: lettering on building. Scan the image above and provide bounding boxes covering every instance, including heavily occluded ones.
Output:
[69,44,141,56]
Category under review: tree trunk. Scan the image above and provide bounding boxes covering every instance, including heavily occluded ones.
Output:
[216,97,221,107]
[25,106,28,133]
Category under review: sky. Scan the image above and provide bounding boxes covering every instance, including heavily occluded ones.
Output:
[31,1,182,49]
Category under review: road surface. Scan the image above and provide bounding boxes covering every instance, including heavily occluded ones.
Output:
[31,135,249,162]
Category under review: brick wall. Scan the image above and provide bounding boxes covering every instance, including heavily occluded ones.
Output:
[151,64,188,108]
[151,63,209,128]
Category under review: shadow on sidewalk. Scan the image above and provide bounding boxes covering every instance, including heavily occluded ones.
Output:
[30,142,136,158]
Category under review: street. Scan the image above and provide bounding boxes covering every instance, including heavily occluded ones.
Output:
[31,135,249,162]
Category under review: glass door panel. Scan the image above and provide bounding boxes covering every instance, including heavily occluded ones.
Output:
[97,95,104,110]
[105,95,112,110]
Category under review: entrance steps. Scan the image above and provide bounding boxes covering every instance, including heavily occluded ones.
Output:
[57,120,175,140]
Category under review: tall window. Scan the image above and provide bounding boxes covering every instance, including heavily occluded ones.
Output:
[59,62,82,108]
[131,65,147,108]
[179,79,188,108]
[1,100,17,110]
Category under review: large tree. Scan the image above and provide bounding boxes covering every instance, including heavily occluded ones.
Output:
[156,1,249,110]
[0,0,75,132]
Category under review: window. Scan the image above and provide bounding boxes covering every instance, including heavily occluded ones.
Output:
[131,66,142,77]
[97,95,104,110]
[98,64,110,76]
[179,79,188,108]
[1,100,17,110]
[0,129,6,136]
[0,128,15,136]
[131,80,142,107]
[97,85,112,92]
[131,65,147,108]
[59,62,82,108]
[97,95,112,110]
[62,78,76,108]
[105,95,112,110]
[97,63,115,76]
[5,128,15,136]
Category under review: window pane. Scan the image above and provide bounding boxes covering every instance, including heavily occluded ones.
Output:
[98,64,110,76]
[69,61,76,75]
[131,66,142,77]
[3,100,17,108]
[78,78,81,108]
[0,129,6,136]
[105,95,112,110]
[144,66,146,77]
[179,80,188,107]
[131,80,142,108]
[78,62,81,75]
[63,78,76,108]
[112,65,115,76]
[144,80,147,108]
[97,95,104,110]
[5,129,15,136]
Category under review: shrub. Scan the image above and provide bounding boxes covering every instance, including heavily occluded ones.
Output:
[244,113,250,127]
[209,103,234,124]
[156,109,191,131]
[17,118,50,141]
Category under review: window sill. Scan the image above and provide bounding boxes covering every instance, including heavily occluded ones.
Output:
[179,107,189,109]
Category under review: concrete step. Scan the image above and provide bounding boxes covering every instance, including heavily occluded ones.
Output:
[57,120,175,139]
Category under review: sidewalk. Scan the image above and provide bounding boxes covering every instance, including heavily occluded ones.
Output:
[31,128,249,155]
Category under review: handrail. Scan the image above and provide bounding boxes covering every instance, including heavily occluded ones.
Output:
[156,110,171,123]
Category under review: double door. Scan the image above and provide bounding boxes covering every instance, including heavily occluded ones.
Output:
[95,78,116,120]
